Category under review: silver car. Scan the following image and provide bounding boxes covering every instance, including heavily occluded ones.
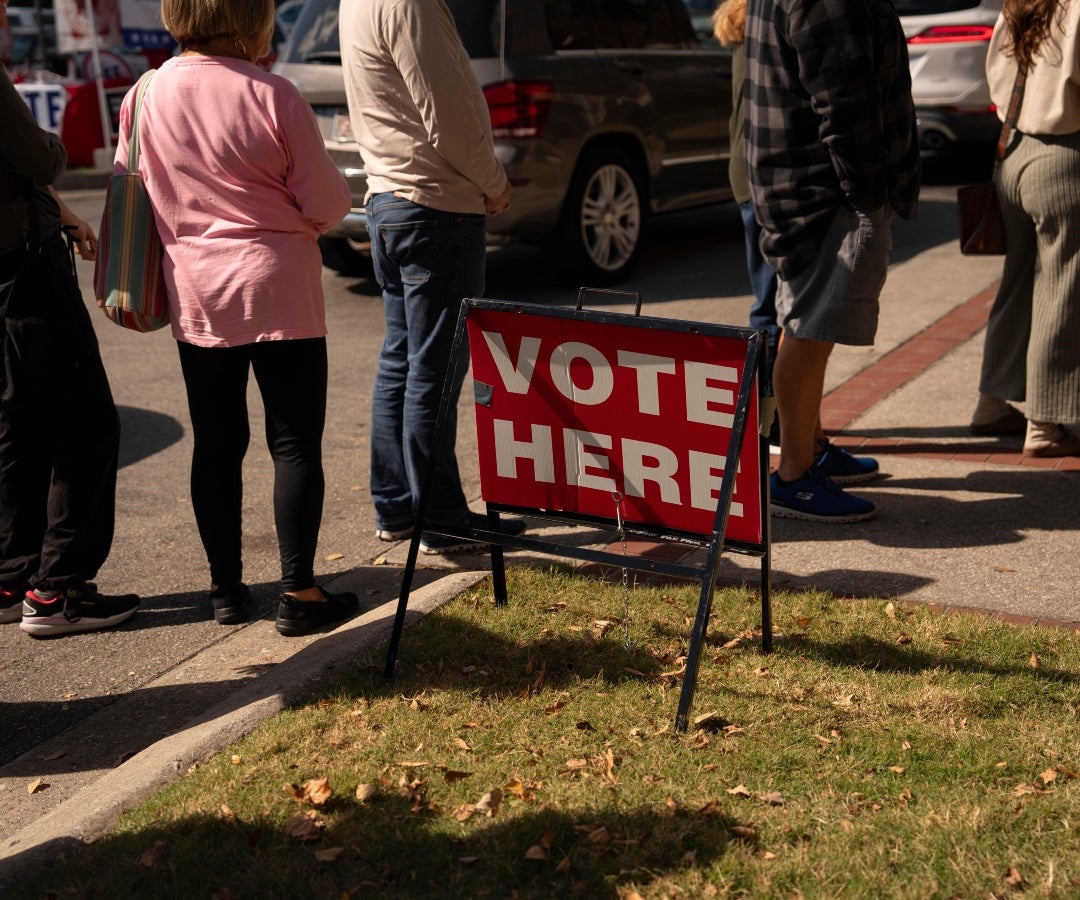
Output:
[899,0,1003,152]
[274,0,733,284]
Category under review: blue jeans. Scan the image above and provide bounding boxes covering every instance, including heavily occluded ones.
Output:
[740,201,780,392]
[366,194,487,530]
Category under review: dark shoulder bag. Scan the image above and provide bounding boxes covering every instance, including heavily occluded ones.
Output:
[957,65,1027,256]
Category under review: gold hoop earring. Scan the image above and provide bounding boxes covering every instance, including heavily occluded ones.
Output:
[234,38,247,58]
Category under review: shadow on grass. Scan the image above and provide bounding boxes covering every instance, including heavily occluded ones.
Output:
[781,631,1078,686]
[350,572,1076,721]
[14,799,745,898]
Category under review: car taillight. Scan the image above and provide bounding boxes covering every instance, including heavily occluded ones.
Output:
[908,25,994,44]
[484,80,554,139]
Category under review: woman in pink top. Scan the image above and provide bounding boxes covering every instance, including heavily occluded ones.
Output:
[114,0,354,636]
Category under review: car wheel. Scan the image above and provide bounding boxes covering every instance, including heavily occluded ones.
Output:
[318,236,373,277]
[554,147,646,285]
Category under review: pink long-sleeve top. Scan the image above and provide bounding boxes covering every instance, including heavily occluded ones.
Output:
[114,56,351,347]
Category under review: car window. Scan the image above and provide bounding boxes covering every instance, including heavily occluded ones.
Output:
[287,0,341,63]
[284,0,556,62]
[593,0,684,50]
[543,0,597,50]
[893,0,986,13]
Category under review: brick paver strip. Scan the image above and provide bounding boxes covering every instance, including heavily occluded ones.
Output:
[821,282,1080,472]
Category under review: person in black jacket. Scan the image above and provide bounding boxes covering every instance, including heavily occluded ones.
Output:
[0,52,139,636]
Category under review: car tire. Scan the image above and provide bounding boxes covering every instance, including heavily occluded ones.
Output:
[552,147,646,286]
[318,236,373,277]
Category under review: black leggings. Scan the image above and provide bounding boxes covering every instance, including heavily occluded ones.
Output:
[176,338,327,592]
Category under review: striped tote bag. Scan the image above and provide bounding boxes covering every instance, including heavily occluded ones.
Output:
[94,70,169,332]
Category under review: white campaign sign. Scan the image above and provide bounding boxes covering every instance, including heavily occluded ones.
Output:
[14,83,68,134]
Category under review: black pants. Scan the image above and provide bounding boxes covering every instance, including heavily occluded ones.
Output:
[176,337,327,592]
[0,232,121,593]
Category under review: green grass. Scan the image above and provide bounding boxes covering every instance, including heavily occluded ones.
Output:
[23,565,1080,898]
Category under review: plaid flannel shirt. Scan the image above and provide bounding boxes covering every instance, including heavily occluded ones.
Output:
[744,0,920,278]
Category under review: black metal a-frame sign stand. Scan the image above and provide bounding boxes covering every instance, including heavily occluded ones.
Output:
[382,292,772,731]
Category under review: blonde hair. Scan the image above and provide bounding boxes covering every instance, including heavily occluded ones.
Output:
[712,0,747,47]
[160,0,275,46]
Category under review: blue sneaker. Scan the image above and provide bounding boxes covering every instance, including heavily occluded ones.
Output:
[770,469,875,523]
[813,440,879,484]
[420,512,527,554]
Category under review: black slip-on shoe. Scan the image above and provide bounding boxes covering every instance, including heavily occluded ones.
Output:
[275,588,359,637]
[210,582,252,625]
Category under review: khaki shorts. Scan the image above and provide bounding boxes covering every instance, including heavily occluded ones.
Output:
[776,206,893,346]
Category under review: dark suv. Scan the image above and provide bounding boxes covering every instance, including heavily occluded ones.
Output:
[274,0,733,284]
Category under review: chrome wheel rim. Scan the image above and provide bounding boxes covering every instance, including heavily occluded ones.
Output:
[579,164,641,272]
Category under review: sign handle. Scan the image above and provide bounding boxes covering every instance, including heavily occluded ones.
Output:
[575,287,642,317]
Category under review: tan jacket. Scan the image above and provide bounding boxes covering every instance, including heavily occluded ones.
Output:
[987,5,1080,136]
[339,0,508,214]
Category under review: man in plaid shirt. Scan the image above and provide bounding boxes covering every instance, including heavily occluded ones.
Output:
[745,0,920,523]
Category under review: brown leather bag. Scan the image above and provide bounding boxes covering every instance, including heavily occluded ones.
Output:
[956,65,1026,257]
[957,182,1004,256]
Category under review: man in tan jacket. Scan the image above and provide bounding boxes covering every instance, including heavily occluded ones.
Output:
[340,0,522,554]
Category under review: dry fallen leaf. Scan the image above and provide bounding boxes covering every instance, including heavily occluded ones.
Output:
[285,778,333,807]
[314,847,345,863]
[137,841,168,868]
[454,738,472,752]
[1030,653,1039,669]
[475,788,502,815]
[727,784,752,798]
[355,783,377,803]
[26,778,46,795]
[524,844,548,861]
[38,749,65,762]
[503,778,537,801]
[885,602,896,619]
[1003,866,1026,890]
[757,791,785,806]
[1039,768,1058,784]
[284,811,324,842]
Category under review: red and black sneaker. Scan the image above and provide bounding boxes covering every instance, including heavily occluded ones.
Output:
[20,585,140,637]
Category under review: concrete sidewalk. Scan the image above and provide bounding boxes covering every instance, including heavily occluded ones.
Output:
[2,197,1078,882]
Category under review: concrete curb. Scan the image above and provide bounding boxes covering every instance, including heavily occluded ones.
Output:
[0,570,487,884]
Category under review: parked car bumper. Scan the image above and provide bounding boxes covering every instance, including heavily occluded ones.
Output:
[915,106,1001,151]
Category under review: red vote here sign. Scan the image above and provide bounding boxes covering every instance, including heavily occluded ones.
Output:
[467,306,763,544]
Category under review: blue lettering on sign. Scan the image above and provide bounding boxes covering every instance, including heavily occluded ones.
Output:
[15,84,66,133]
[46,89,64,130]
[122,28,177,50]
